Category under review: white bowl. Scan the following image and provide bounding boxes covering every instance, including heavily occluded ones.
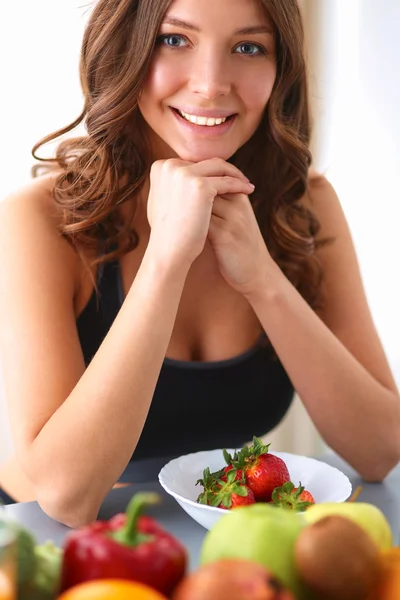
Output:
[158,448,352,530]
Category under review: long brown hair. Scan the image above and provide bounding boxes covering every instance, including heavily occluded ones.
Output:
[32,0,329,309]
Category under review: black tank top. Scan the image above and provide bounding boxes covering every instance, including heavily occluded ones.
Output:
[76,260,294,473]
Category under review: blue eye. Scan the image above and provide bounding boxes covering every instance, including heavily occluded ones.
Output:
[235,43,266,57]
[157,34,188,49]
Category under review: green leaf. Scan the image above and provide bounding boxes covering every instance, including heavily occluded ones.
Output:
[210,467,225,480]
[223,449,233,465]
[219,493,233,509]
[282,481,295,494]
[197,492,208,504]
[209,494,223,507]
[226,470,237,484]
[231,485,248,497]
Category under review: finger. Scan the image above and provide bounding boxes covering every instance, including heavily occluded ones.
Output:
[187,157,250,182]
[209,177,254,197]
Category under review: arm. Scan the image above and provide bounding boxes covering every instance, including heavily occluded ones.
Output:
[0,182,189,527]
[245,177,400,480]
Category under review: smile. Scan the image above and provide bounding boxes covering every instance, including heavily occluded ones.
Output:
[171,107,237,137]
[173,107,236,128]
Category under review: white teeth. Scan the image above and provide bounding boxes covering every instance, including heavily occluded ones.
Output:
[178,110,228,126]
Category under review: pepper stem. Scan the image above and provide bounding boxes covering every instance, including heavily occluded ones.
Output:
[112,492,161,546]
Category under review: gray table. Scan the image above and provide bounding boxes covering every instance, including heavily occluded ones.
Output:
[4,452,400,570]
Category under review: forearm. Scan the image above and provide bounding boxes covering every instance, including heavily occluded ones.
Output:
[246,264,400,480]
[29,250,188,525]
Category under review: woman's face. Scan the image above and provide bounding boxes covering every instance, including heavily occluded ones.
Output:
[138,0,277,163]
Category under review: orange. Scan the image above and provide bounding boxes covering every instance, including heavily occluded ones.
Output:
[57,579,168,600]
[368,547,400,599]
[0,569,14,600]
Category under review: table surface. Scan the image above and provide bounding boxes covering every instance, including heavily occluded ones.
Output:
[3,452,400,571]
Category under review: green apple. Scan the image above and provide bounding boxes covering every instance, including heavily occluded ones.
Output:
[302,502,393,550]
[200,503,312,600]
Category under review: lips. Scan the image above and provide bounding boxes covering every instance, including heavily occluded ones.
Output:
[170,106,238,137]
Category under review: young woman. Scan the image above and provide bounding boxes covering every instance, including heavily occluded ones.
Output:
[0,0,399,525]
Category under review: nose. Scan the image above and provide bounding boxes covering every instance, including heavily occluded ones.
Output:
[188,51,232,99]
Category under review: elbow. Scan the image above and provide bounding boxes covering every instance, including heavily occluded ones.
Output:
[13,442,104,527]
[18,447,103,528]
[36,485,101,528]
[13,462,99,527]
[356,445,400,483]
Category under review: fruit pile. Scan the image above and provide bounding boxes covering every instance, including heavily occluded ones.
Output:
[194,497,395,600]
[3,448,399,600]
[196,436,315,511]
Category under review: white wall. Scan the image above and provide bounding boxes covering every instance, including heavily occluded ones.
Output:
[327,0,400,384]
[0,1,88,192]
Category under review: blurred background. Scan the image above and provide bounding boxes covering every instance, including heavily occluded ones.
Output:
[0,0,399,463]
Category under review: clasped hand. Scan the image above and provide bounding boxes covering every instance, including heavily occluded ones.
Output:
[147,157,273,296]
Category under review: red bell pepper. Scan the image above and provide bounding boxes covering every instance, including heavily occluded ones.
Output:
[60,492,187,596]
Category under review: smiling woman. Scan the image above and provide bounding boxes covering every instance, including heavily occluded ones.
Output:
[0,0,399,526]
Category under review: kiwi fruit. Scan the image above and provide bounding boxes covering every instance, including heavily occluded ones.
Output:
[294,514,381,600]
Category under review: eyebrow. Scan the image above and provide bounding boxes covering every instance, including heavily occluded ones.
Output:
[162,16,273,36]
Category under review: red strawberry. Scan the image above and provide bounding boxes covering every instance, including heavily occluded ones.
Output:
[196,467,256,510]
[226,436,290,502]
[293,487,315,504]
[270,481,315,511]
[217,481,256,510]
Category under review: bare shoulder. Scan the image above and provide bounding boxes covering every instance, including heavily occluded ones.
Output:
[1,171,63,227]
[303,167,357,278]
[304,167,346,241]
[0,172,82,301]
[0,172,80,275]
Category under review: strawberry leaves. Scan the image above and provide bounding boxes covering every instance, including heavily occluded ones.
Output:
[229,436,271,469]
[196,467,254,509]
[223,448,237,465]
[196,439,313,511]
[271,481,314,511]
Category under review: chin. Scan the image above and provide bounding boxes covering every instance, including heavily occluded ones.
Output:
[176,146,237,164]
